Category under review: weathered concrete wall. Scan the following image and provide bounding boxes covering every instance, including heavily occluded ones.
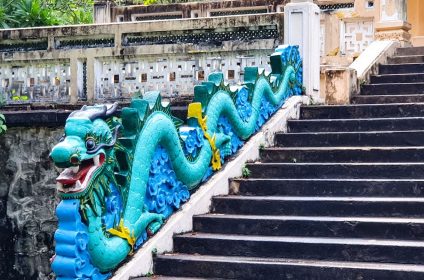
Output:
[0,127,62,279]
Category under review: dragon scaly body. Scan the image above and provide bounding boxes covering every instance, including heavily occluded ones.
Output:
[49,45,302,279]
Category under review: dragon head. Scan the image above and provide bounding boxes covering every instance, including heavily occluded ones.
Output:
[50,103,120,200]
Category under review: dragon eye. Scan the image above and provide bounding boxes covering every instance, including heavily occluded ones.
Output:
[85,138,96,151]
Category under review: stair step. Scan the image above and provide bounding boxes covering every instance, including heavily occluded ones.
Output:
[397,47,424,56]
[379,63,424,75]
[288,117,424,132]
[193,214,424,240]
[275,130,424,147]
[154,254,424,279]
[301,103,424,119]
[230,178,424,197]
[260,147,424,162]
[173,233,424,264]
[352,94,424,104]
[212,196,424,217]
[246,162,424,179]
[371,73,424,84]
[387,55,424,64]
[361,83,424,95]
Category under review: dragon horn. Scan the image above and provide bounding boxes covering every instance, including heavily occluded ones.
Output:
[105,102,119,118]
[87,105,107,121]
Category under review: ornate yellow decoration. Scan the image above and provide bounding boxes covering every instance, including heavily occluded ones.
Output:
[188,102,222,170]
[108,219,136,252]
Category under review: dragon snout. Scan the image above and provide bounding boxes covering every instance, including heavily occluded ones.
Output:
[50,145,80,168]
[50,137,83,168]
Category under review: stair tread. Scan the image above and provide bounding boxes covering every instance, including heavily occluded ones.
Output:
[355,94,424,97]
[176,232,424,247]
[263,146,424,151]
[278,129,424,135]
[157,254,424,272]
[364,82,424,85]
[382,63,424,67]
[216,195,424,202]
[391,55,424,58]
[304,102,424,108]
[353,94,424,103]
[248,162,424,166]
[290,117,424,122]
[195,214,424,224]
[233,178,424,182]
[372,72,424,77]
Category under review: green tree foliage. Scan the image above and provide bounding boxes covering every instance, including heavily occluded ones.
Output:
[12,0,58,28]
[0,95,5,135]
[0,114,6,135]
[48,0,94,25]
[0,0,93,29]
[0,0,17,28]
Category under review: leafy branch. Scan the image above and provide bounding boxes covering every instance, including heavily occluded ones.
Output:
[0,114,6,135]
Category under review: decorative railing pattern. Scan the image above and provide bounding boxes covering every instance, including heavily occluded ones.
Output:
[0,13,283,104]
[124,26,278,46]
[48,45,302,279]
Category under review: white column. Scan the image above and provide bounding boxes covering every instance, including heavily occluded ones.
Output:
[284,0,321,101]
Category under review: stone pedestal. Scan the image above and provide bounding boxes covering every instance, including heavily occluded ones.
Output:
[284,0,321,101]
[375,0,411,44]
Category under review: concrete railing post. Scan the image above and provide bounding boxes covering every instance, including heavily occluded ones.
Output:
[284,0,320,102]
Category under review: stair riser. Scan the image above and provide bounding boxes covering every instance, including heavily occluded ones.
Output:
[154,257,424,280]
[193,217,424,240]
[276,131,424,147]
[301,104,424,119]
[397,47,424,56]
[212,199,424,217]
[232,179,424,197]
[371,74,424,84]
[379,64,424,75]
[247,164,424,179]
[260,149,424,163]
[352,95,424,104]
[288,119,424,132]
[388,56,424,64]
[361,84,424,95]
[173,237,424,264]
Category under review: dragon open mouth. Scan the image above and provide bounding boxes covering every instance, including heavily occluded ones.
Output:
[56,154,105,194]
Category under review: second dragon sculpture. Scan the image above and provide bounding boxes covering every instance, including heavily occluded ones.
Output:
[49,45,302,279]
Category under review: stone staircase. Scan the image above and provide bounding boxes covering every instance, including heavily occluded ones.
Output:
[140,46,424,279]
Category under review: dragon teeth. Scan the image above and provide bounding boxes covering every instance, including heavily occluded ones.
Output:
[93,155,100,166]
[70,166,79,173]
[75,180,82,189]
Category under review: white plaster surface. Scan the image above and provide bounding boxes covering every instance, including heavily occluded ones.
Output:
[111,95,309,280]
[349,40,398,79]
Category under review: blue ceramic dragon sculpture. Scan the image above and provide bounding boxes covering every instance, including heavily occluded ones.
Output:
[49,45,302,279]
